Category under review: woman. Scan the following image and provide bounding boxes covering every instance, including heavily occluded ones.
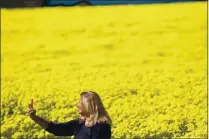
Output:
[28,91,112,139]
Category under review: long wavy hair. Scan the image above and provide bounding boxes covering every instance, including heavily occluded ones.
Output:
[78,91,112,126]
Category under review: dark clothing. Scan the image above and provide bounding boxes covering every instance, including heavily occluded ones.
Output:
[45,119,111,139]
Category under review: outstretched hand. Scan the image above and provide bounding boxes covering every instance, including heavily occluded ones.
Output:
[28,99,36,118]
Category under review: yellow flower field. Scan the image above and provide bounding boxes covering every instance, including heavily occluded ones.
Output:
[1,1,207,139]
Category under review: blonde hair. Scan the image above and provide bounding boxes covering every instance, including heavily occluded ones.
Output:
[78,91,112,126]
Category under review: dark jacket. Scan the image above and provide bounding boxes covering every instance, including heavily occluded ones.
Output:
[45,119,111,139]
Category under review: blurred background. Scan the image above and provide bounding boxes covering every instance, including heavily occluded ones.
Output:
[1,0,205,7]
[1,0,207,139]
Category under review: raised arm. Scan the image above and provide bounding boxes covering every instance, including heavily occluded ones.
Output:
[45,119,79,136]
[28,99,50,129]
[28,99,78,136]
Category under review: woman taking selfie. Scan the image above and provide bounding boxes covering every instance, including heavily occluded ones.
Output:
[28,91,112,139]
